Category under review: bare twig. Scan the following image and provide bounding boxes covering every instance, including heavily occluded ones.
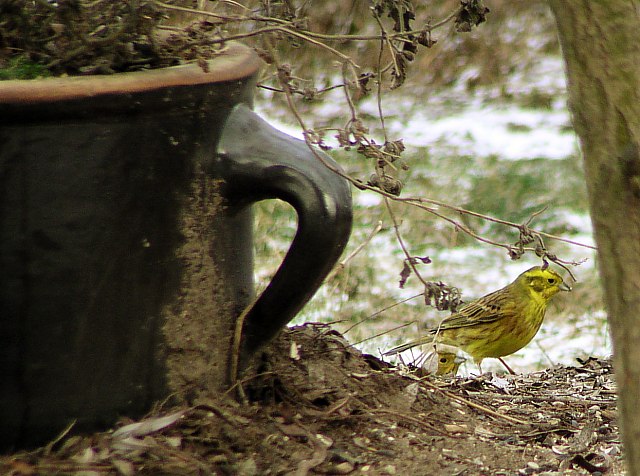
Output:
[325,220,384,282]
[229,293,262,392]
[368,408,452,437]
[350,321,416,347]
[386,198,431,288]
[421,379,532,426]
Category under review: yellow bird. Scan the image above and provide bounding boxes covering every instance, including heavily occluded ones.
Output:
[384,266,571,370]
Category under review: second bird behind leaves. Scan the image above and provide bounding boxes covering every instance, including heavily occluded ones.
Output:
[384,266,571,371]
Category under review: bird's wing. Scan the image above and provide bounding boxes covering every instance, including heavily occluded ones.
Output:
[384,289,515,355]
[432,290,510,330]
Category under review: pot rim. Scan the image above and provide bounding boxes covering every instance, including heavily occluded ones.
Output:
[0,42,261,104]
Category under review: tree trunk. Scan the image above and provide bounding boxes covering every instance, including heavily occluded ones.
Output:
[548,1,640,473]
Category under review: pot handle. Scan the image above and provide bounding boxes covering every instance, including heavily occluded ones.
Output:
[216,104,352,365]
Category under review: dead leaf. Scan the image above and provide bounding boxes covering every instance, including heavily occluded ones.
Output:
[290,341,301,360]
[112,410,186,440]
[112,459,135,476]
[444,424,468,433]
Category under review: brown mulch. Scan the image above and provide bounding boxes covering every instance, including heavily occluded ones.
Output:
[0,323,623,475]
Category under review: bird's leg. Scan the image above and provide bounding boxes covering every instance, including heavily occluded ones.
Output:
[498,357,516,375]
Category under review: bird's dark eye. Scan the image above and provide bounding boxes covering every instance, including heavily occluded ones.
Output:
[547,278,556,284]
[440,357,447,363]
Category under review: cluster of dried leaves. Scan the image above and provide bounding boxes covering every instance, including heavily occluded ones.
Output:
[262,0,489,200]
[1,0,161,76]
[0,0,233,77]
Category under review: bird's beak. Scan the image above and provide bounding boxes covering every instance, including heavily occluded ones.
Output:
[559,282,572,292]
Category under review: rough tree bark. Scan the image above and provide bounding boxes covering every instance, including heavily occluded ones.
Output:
[548,1,640,474]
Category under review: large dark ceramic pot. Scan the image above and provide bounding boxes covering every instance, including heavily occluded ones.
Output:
[0,42,352,449]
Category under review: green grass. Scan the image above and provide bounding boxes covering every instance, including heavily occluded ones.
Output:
[0,56,50,80]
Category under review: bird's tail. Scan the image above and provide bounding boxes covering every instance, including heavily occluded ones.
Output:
[382,335,436,356]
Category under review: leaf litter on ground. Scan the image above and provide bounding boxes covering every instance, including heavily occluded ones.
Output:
[1,323,624,475]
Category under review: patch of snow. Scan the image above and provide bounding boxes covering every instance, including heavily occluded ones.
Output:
[389,105,577,160]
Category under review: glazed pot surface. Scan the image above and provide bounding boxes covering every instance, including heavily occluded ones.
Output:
[0,43,352,449]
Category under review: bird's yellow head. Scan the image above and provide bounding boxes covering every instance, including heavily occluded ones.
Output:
[435,351,466,376]
[421,345,466,376]
[516,266,571,303]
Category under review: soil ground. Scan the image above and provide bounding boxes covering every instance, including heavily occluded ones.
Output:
[0,323,623,475]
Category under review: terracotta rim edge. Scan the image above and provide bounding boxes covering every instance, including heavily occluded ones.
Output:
[0,42,262,104]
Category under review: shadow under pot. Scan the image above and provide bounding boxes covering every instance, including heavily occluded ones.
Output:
[0,42,352,449]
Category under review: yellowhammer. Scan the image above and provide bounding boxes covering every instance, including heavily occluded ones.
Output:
[384,266,571,371]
